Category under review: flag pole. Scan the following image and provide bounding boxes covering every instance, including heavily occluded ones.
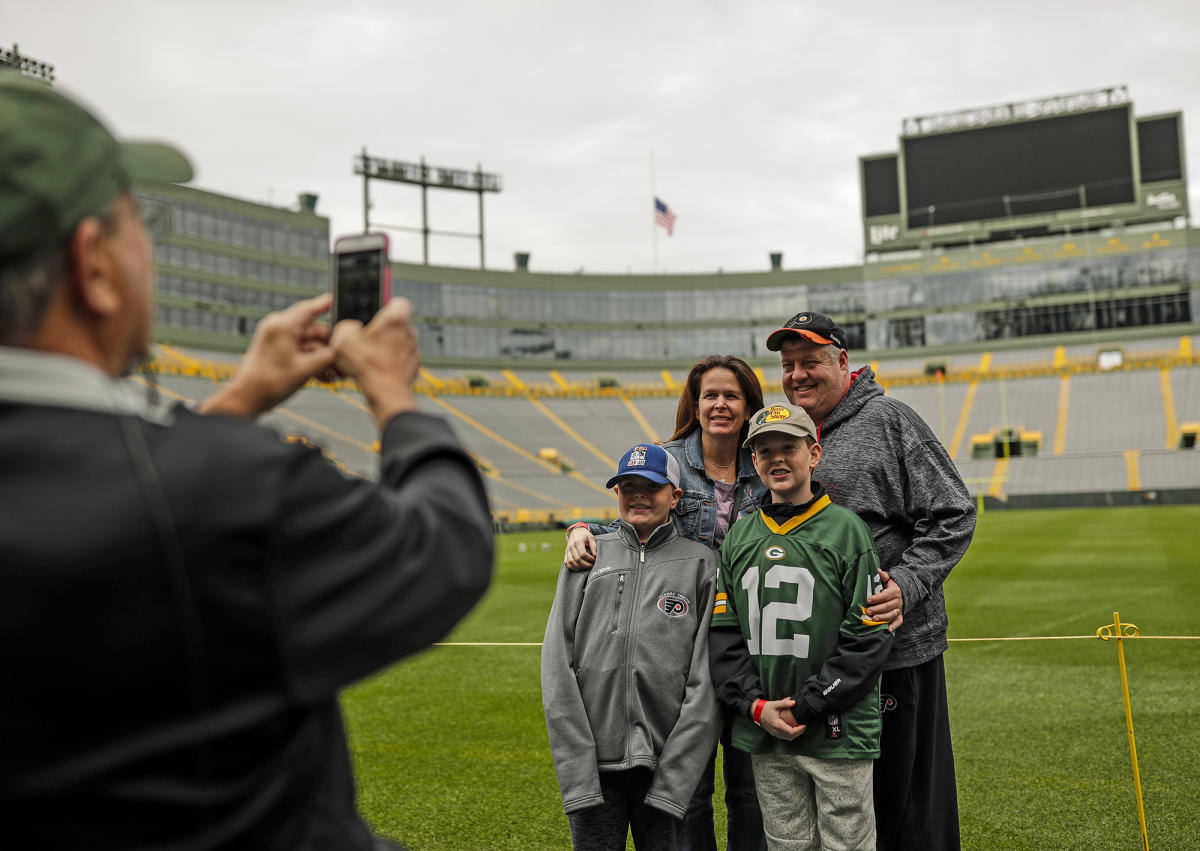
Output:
[650,150,658,273]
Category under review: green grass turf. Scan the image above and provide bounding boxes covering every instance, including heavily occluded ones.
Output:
[342,506,1200,849]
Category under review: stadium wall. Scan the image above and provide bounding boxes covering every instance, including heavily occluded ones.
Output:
[135,179,1198,368]
[136,181,330,353]
[389,226,1199,369]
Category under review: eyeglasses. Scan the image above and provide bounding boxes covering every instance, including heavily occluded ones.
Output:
[137,199,171,240]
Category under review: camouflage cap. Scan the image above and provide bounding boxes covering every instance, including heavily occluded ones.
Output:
[0,73,192,263]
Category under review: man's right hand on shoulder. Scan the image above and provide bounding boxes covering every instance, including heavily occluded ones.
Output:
[563,526,597,571]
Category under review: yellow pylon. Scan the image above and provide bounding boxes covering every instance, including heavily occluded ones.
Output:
[1096,612,1149,851]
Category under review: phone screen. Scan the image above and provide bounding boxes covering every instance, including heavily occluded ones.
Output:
[335,247,384,325]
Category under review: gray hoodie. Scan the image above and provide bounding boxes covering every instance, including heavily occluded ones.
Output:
[541,520,721,818]
[816,366,976,670]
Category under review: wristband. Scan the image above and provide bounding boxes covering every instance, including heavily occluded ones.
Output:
[752,699,766,725]
[565,522,589,540]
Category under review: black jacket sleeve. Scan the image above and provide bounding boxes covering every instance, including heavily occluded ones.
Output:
[267,410,495,702]
[709,625,763,720]
[788,630,892,725]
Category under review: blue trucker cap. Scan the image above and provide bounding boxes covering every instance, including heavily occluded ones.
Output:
[605,444,681,489]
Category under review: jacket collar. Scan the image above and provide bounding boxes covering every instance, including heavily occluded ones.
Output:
[681,427,757,483]
[617,518,678,551]
[757,482,832,535]
[0,346,172,423]
[822,365,883,433]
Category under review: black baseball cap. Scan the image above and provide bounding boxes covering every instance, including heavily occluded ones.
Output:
[765,311,848,352]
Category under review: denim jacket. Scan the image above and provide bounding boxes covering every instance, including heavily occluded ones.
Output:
[661,429,765,550]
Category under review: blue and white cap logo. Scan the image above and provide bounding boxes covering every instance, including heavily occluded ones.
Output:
[606,443,681,488]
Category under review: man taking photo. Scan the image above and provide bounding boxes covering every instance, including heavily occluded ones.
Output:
[0,73,494,849]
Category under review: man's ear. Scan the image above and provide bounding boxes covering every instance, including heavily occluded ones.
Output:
[810,441,822,470]
[67,216,121,318]
[837,348,850,371]
[670,487,683,509]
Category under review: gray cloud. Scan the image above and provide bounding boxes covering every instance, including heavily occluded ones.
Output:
[6,0,1198,273]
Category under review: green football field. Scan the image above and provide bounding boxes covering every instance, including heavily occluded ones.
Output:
[342,505,1200,850]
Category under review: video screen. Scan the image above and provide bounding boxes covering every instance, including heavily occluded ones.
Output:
[903,106,1135,228]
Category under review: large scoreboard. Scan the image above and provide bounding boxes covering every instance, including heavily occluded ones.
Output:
[860,87,1188,253]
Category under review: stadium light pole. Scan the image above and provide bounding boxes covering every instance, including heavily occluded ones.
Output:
[354,151,502,269]
[0,43,55,83]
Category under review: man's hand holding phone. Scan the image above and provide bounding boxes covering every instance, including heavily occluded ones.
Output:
[332,297,420,430]
[198,294,336,419]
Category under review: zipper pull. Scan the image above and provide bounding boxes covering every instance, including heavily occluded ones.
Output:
[640,545,645,563]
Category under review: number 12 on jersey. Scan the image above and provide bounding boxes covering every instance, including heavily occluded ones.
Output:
[740,564,815,659]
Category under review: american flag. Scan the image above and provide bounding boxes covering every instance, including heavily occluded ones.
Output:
[654,197,676,236]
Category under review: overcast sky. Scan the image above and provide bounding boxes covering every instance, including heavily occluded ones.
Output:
[7,0,1199,274]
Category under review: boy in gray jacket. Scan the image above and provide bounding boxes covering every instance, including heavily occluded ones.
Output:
[542,443,722,850]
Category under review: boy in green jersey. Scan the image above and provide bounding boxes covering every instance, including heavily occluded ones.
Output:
[710,403,892,850]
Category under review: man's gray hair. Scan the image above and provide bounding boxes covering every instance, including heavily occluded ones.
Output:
[0,247,67,345]
[0,201,121,345]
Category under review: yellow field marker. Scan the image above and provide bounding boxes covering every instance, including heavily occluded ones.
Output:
[1096,613,1150,851]
[621,396,660,442]
[1054,376,1070,455]
[1123,450,1141,491]
[153,342,203,370]
[423,399,613,498]
[987,457,1009,500]
[128,375,192,404]
[481,470,575,509]
[502,369,526,391]
[419,367,445,390]
[549,370,572,390]
[1159,368,1178,449]
[948,382,979,460]
[528,397,614,470]
[425,396,560,473]
[273,407,377,454]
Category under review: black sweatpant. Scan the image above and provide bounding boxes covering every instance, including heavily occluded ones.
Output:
[567,767,684,851]
[874,654,960,851]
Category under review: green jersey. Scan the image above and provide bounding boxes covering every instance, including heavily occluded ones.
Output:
[712,494,888,758]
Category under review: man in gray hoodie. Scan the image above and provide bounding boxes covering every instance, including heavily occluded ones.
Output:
[764,312,976,851]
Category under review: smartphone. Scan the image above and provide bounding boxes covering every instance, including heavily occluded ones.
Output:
[332,233,391,325]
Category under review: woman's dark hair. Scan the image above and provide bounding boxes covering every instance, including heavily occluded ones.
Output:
[666,354,764,444]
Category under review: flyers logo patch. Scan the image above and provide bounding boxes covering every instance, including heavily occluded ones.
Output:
[880,694,898,713]
[764,545,786,561]
[754,406,793,426]
[657,593,690,617]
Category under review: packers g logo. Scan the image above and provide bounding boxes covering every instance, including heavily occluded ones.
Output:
[754,406,792,425]
[764,545,786,560]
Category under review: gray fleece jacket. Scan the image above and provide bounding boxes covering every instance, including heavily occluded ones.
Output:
[815,366,976,670]
[541,520,721,819]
